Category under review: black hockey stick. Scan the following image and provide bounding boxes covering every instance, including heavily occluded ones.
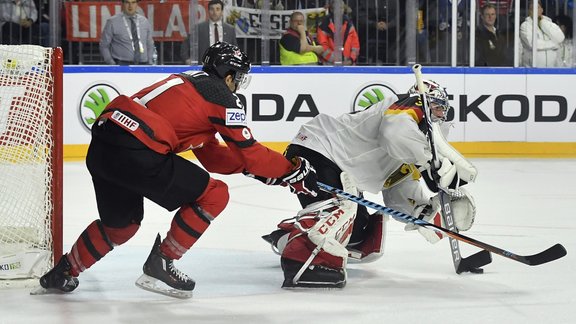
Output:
[412,64,491,273]
[318,181,567,267]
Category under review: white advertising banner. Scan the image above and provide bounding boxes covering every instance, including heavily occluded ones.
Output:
[63,67,576,145]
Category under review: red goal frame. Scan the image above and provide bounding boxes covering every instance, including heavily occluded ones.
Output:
[51,47,63,264]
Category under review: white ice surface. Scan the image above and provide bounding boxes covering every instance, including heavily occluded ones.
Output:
[0,159,574,324]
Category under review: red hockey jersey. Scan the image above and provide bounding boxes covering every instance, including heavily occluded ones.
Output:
[97,71,293,178]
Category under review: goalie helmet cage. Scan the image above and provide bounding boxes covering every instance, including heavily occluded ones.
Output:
[0,45,63,283]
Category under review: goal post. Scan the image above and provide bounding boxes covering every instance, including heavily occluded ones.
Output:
[0,45,63,281]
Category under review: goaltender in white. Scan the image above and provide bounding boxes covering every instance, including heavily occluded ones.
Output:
[253,79,478,288]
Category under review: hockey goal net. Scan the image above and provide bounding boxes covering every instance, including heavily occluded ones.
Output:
[0,45,62,284]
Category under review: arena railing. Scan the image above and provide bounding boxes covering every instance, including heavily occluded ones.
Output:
[17,0,576,67]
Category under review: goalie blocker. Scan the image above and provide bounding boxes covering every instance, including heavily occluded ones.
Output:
[262,173,387,288]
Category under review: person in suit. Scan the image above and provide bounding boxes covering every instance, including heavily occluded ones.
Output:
[180,0,237,65]
[475,3,512,66]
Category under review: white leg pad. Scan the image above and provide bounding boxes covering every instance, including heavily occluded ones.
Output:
[304,172,358,263]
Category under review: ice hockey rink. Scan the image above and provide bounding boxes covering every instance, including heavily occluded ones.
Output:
[0,158,574,324]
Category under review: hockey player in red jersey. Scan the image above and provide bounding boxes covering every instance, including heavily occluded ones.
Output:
[257,80,478,288]
[36,42,319,298]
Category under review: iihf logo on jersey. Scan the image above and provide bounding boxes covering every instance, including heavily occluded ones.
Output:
[351,83,397,113]
[111,110,140,131]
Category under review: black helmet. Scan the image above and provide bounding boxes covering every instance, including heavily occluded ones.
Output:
[202,42,251,88]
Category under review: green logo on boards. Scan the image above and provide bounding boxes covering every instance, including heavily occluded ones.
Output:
[351,83,397,112]
[78,83,120,131]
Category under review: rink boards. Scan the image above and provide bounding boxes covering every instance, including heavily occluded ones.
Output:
[62,66,576,159]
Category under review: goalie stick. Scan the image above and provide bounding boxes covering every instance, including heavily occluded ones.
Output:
[318,181,567,267]
[411,64,491,274]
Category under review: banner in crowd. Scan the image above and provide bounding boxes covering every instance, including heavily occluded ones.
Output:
[224,6,326,39]
[64,1,325,42]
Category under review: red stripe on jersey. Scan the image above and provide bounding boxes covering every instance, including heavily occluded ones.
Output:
[385,95,425,123]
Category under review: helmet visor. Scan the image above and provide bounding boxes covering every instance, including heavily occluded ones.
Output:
[429,97,451,122]
[235,72,251,90]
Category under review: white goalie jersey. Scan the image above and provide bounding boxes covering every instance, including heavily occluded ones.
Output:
[291,93,475,225]
[291,94,433,194]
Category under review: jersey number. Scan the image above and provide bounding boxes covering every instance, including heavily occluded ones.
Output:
[135,78,184,106]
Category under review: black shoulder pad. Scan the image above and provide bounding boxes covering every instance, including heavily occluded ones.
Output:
[396,93,410,101]
[178,72,243,109]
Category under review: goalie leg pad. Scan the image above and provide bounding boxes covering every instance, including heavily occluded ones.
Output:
[278,172,358,288]
[280,230,346,288]
[347,212,387,263]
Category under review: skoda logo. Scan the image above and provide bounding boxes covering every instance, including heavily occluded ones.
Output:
[352,83,397,112]
[78,83,120,131]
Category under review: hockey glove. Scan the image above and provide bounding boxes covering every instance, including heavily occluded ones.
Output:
[437,157,457,188]
[425,157,457,190]
[282,157,319,197]
[242,171,285,186]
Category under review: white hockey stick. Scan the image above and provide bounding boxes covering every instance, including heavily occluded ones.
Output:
[412,64,491,273]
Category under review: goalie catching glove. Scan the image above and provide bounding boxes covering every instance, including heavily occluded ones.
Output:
[244,156,318,196]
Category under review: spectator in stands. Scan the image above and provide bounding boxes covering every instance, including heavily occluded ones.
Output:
[477,0,514,32]
[279,11,323,65]
[34,0,50,47]
[520,0,564,67]
[316,0,360,65]
[181,0,237,65]
[554,14,573,67]
[0,0,38,45]
[351,0,397,65]
[100,0,155,65]
[416,0,432,64]
[433,0,470,65]
[475,3,512,66]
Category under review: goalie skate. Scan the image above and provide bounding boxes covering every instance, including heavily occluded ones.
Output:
[134,234,195,299]
[281,257,346,289]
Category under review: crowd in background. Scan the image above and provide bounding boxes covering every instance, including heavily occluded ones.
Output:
[1,0,574,67]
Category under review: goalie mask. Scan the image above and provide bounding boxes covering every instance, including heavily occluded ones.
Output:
[408,79,451,122]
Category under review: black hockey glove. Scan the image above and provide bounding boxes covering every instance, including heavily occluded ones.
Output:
[242,171,284,186]
[281,157,318,197]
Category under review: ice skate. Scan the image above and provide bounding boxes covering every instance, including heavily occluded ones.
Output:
[281,257,346,289]
[30,255,79,295]
[135,234,195,299]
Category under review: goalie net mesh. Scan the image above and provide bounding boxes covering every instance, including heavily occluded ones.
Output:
[0,45,62,286]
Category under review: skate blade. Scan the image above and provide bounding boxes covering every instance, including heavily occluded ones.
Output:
[29,285,69,296]
[135,274,193,299]
[281,280,346,289]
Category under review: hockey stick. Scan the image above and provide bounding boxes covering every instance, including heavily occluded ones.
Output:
[318,181,567,266]
[412,64,491,274]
